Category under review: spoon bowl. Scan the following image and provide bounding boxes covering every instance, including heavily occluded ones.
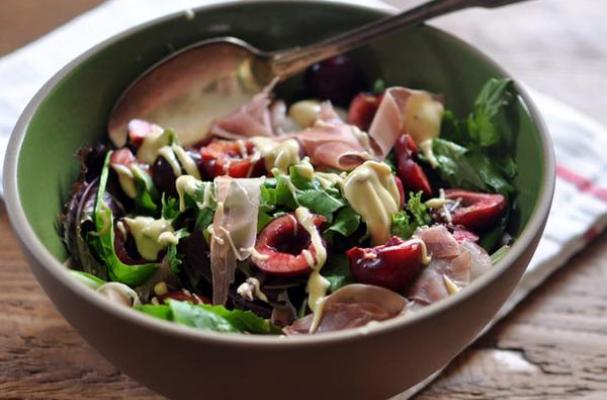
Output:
[108,37,268,147]
[108,0,531,147]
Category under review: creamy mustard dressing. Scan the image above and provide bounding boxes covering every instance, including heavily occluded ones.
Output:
[137,128,171,164]
[175,175,214,212]
[402,90,444,167]
[293,158,315,180]
[343,161,400,245]
[288,100,322,128]
[295,207,329,317]
[235,140,248,159]
[249,246,270,261]
[249,137,301,173]
[425,197,448,209]
[124,216,175,261]
[158,146,182,177]
[267,139,301,173]
[409,237,431,265]
[443,274,460,295]
[249,136,277,156]
[112,164,137,198]
[315,171,345,189]
[172,144,201,179]
[307,271,330,314]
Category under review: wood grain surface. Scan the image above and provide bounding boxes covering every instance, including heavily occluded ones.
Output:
[1,1,606,399]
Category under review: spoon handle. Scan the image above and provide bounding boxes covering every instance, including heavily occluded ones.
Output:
[270,0,532,79]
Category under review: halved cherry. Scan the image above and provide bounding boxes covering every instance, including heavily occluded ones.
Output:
[199,139,264,179]
[348,92,383,131]
[394,134,432,196]
[394,133,417,155]
[394,176,405,208]
[445,189,507,232]
[346,236,424,293]
[254,213,326,276]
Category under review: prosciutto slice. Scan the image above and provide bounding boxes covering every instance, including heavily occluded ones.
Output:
[416,225,459,259]
[291,102,373,171]
[368,87,444,159]
[209,88,275,139]
[210,177,263,305]
[407,226,492,308]
[283,284,407,335]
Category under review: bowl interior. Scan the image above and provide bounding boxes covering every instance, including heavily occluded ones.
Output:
[16,1,545,264]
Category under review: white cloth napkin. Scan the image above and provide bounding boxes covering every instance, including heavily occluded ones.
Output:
[1,0,606,398]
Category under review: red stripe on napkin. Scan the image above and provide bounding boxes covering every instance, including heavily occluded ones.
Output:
[556,164,607,202]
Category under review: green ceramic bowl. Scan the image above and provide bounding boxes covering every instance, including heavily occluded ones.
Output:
[4,1,554,399]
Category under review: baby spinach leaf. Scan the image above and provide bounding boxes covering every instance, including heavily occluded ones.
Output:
[321,254,353,293]
[297,189,344,216]
[325,206,361,238]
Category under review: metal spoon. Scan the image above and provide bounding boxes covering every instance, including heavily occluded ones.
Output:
[108,0,530,147]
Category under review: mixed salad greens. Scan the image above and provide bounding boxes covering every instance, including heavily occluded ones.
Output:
[62,55,517,335]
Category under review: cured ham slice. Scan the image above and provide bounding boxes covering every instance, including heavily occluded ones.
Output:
[209,89,275,139]
[283,284,407,335]
[368,87,444,159]
[292,102,372,170]
[407,226,492,307]
[210,177,263,305]
[416,225,459,259]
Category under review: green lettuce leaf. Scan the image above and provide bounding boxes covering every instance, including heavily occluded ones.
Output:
[69,270,106,290]
[136,300,278,334]
[391,191,431,240]
[325,206,361,238]
[166,229,189,275]
[467,78,514,149]
[391,211,414,240]
[432,139,513,195]
[131,165,159,214]
[297,189,345,216]
[407,191,431,226]
[435,78,517,196]
[161,194,180,220]
[87,151,158,286]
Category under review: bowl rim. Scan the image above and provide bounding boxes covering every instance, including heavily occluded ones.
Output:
[3,0,555,348]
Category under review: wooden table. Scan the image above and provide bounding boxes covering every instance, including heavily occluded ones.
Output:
[1,1,606,399]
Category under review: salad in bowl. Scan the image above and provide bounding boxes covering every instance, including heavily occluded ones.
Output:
[62,56,517,336]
